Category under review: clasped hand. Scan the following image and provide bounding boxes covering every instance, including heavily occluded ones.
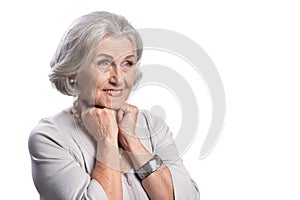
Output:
[80,101,139,151]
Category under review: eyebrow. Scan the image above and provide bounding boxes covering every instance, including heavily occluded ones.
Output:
[96,54,135,60]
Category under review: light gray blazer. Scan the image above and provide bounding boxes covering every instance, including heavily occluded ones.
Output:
[28,109,199,199]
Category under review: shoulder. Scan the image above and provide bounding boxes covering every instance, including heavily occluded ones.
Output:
[137,110,178,160]
[136,109,171,147]
[137,109,167,133]
[28,110,74,154]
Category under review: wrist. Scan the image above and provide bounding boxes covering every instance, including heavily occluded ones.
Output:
[119,133,143,152]
[95,139,120,170]
[126,147,153,170]
[97,133,118,147]
[119,133,154,169]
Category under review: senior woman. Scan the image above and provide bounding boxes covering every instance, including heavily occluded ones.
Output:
[28,11,199,200]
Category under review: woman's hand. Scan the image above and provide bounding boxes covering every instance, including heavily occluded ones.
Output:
[117,104,138,134]
[79,104,123,200]
[117,104,174,200]
[117,104,154,170]
[81,105,119,146]
[117,104,139,150]
[82,104,122,170]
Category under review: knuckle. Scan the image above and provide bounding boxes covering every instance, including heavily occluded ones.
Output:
[81,110,89,119]
[131,105,138,113]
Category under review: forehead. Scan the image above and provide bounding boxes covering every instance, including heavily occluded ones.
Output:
[96,37,135,57]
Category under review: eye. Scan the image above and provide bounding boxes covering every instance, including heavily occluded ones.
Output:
[122,61,134,68]
[97,60,110,68]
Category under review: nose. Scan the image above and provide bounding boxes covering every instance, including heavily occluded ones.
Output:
[109,65,123,85]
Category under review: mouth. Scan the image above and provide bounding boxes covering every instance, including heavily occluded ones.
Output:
[103,89,123,97]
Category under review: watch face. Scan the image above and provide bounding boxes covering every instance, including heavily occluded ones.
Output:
[149,160,157,170]
[136,155,163,180]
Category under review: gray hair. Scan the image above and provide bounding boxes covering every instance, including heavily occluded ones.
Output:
[49,11,143,96]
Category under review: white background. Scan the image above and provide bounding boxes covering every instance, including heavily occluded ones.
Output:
[1,0,300,199]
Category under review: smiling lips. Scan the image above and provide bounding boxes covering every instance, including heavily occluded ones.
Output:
[103,89,123,97]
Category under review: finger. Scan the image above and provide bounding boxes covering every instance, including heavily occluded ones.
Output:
[82,107,99,123]
[117,108,125,123]
[81,106,93,122]
[78,99,89,112]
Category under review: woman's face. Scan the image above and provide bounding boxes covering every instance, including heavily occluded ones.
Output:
[77,37,137,110]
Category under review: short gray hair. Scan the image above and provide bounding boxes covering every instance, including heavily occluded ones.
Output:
[49,11,143,96]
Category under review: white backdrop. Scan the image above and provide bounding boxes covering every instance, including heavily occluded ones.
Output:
[1,0,299,199]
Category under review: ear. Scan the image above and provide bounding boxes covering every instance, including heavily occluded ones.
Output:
[69,74,78,84]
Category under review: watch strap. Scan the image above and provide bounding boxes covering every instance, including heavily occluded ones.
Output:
[135,154,163,180]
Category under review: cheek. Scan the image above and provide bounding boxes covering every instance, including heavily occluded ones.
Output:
[77,69,106,93]
[125,72,136,87]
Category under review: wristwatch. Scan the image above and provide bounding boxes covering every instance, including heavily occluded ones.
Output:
[135,154,163,180]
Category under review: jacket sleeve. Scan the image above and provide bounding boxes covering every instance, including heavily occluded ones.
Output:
[28,120,108,200]
[146,111,200,200]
